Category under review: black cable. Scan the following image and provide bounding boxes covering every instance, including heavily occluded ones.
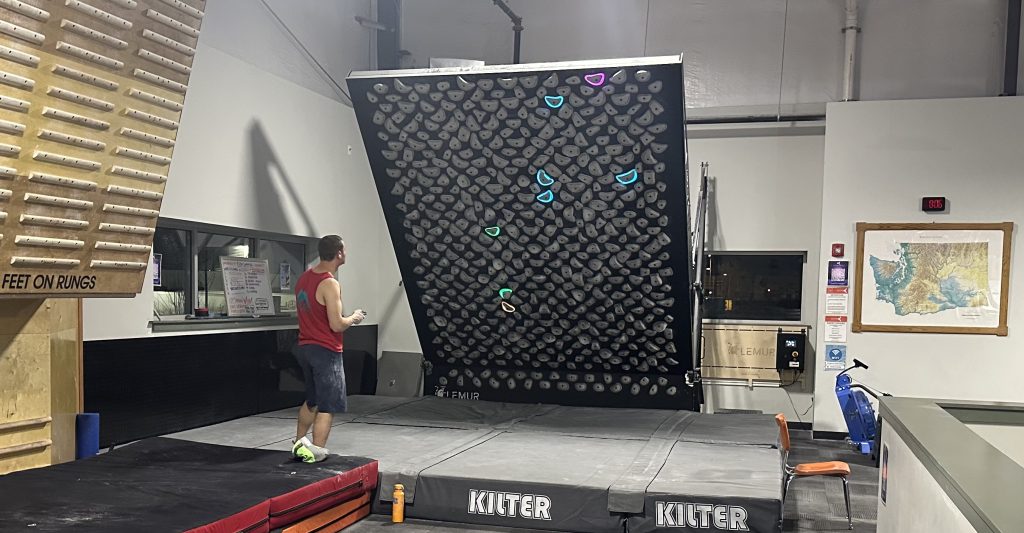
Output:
[258,0,354,107]
[799,395,813,417]
[779,370,807,424]
[775,0,789,121]
[642,0,651,56]
[778,370,802,387]
[852,379,888,397]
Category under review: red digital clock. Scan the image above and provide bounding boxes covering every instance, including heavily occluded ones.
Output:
[922,196,947,213]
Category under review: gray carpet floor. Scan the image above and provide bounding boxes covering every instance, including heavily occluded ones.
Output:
[783,430,878,532]
[340,430,879,533]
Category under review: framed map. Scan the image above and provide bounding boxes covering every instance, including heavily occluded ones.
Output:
[853,223,1013,336]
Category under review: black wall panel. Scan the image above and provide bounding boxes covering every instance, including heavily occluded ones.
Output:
[85,325,377,447]
[349,57,695,409]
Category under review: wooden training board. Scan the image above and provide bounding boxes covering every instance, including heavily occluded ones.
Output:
[0,0,205,296]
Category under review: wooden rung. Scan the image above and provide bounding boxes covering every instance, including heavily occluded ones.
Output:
[283,492,371,533]
[305,504,369,533]
[0,416,51,431]
[0,439,51,457]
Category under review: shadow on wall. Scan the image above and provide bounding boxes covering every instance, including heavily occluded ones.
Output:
[248,120,318,237]
[705,175,723,250]
[376,280,407,342]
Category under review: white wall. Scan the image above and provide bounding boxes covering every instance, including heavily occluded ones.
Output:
[690,132,824,422]
[967,424,1024,468]
[399,0,1009,113]
[197,0,373,103]
[857,0,1005,101]
[376,224,420,354]
[83,0,382,341]
[813,96,1024,432]
[877,428,976,533]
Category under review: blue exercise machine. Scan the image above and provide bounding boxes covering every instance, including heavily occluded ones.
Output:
[835,358,889,457]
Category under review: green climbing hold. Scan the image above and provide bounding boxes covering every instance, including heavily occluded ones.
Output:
[484,226,501,237]
[499,288,512,299]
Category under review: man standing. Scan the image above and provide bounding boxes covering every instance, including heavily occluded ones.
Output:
[292,235,366,463]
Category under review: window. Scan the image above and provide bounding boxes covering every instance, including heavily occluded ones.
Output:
[152,227,191,317]
[152,218,314,322]
[258,239,305,314]
[197,232,254,315]
[702,253,804,321]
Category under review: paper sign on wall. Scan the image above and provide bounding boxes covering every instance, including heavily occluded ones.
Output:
[220,257,276,317]
[824,315,848,343]
[825,344,847,370]
[825,287,849,315]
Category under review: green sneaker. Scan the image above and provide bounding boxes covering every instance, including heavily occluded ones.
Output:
[292,437,315,463]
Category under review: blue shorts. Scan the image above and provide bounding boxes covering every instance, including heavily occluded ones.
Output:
[295,344,348,414]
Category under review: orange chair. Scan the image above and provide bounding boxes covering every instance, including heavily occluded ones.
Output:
[775,413,853,530]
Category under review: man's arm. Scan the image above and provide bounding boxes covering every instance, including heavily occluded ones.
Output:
[321,278,364,333]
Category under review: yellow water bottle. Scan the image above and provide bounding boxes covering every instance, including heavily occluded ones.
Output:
[392,483,405,523]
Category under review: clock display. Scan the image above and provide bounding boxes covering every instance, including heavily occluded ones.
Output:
[922,197,947,212]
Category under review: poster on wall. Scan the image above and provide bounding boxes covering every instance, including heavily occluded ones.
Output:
[824,344,847,371]
[828,260,849,286]
[152,254,162,288]
[853,223,1013,335]
[824,316,848,343]
[220,257,276,317]
[279,263,292,291]
[881,444,889,505]
[825,287,849,315]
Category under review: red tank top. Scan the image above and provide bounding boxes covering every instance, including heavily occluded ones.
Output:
[296,269,343,352]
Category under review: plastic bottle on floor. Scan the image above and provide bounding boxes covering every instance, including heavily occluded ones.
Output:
[392,484,405,523]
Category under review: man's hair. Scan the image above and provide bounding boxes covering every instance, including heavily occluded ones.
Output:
[318,235,345,261]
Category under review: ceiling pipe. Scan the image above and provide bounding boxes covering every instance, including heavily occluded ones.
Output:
[491,0,524,64]
[376,0,402,70]
[842,0,860,101]
[355,15,394,33]
[1004,0,1021,96]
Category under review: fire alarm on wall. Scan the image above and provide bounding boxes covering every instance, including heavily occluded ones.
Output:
[832,243,845,258]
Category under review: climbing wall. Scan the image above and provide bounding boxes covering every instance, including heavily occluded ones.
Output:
[0,0,204,296]
[348,56,694,409]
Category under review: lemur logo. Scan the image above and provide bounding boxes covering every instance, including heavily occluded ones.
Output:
[433,386,480,400]
[467,490,551,520]
[655,502,749,530]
